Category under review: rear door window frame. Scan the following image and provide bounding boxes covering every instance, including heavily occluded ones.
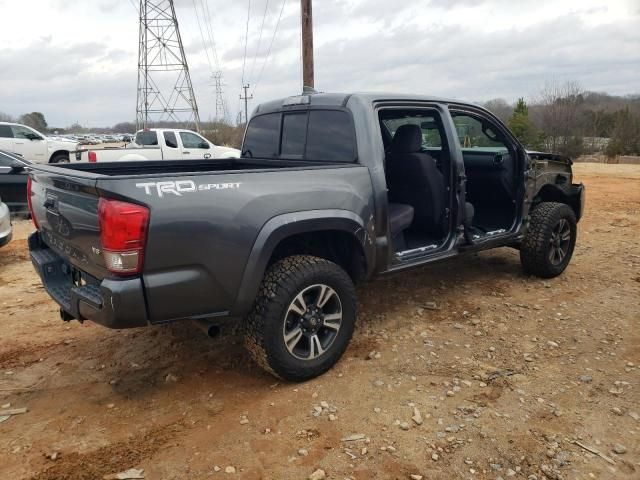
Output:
[243,107,358,163]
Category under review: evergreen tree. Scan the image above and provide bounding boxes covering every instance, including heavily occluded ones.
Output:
[508,98,543,149]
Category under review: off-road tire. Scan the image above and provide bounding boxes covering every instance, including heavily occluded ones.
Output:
[50,153,69,164]
[520,202,577,278]
[244,255,357,381]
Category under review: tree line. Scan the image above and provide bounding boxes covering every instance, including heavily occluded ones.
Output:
[484,81,640,158]
[3,81,639,156]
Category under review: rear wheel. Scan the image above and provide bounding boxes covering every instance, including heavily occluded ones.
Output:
[244,255,356,381]
[520,202,577,278]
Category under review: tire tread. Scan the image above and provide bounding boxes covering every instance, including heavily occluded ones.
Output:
[244,255,356,381]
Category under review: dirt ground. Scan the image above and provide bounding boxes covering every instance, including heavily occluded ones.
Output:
[0,164,638,480]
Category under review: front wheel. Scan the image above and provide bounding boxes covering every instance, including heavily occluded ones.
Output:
[50,153,70,164]
[520,202,577,278]
[244,255,357,381]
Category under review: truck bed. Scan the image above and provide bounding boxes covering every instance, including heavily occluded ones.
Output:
[48,158,329,177]
[27,157,373,327]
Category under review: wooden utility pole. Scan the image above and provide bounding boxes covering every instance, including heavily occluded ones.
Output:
[239,84,253,124]
[301,0,314,89]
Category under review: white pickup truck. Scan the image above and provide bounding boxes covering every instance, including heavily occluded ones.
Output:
[75,128,240,162]
[0,122,78,164]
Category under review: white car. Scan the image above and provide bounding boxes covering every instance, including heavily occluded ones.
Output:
[0,122,79,164]
[0,196,11,248]
[76,128,240,162]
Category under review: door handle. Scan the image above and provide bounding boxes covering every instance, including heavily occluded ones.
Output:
[183,151,190,154]
[204,154,211,159]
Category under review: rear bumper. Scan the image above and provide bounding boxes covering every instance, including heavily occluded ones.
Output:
[29,232,149,329]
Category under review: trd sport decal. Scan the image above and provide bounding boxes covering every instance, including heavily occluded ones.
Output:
[136,181,241,197]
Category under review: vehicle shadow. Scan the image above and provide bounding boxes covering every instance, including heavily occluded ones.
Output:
[90,246,527,399]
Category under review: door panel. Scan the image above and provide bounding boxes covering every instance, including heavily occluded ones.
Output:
[179,131,212,160]
[11,125,47,162]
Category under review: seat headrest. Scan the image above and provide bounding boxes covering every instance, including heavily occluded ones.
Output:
[390,124,422,153]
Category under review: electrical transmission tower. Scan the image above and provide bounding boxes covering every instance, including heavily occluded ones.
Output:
[212,71,228,123]
[136,0,201,131]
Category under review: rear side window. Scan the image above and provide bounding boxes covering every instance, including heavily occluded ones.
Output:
[0,125,13,138]
[242,113,280,158]
[242,110,356,162]
[135,131,158,146]
[0,152,12,165]
[306,110,355,162]
[163,131,178,148]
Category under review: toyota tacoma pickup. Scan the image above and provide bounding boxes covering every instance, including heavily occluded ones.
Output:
[26,92,585,381]
[75,128,240,163]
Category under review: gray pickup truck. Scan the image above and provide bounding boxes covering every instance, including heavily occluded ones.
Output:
[27,92,584,381]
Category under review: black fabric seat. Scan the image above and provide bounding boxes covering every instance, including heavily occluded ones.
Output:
[388,203,414,237]
[386,124,446,235]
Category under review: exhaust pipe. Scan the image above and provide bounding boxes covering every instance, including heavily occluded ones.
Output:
[192,319,221,338]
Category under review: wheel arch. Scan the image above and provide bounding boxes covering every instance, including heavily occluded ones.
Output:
[48,149,70,163]
[532,184,580,219]
[232,210,374,316]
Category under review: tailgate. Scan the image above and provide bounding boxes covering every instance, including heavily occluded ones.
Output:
[30,169,108,279]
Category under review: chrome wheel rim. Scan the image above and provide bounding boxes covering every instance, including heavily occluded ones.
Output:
[282,284,342,360]
[549,218,571,265]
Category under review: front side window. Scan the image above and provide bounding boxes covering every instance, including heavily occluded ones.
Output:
[135,131,158,146]
[12,125,41,140]
[451,114,507,149]
[180,131,208,149]
[163,131,178,148]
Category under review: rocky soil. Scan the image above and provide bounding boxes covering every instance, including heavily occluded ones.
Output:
[0,163,638,480]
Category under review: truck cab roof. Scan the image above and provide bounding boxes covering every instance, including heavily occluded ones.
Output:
[253,92,482,116]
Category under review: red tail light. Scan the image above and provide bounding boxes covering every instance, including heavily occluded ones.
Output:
[27,176,39,229]
[88,151,97,163]
[98,198,149,275]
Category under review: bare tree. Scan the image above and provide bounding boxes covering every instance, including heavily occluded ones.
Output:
[483,98,514,124]
[537,80,585,156]
[0,111,14,122]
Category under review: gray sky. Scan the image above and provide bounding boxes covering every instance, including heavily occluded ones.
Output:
[0,0,638,127]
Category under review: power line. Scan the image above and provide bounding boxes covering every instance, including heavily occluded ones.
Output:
[201,0,220,69]
[241,0,252,85]
[191,0,214,73]
[128,0,139,13]
[252,0,286,95]
[248,0,269,85]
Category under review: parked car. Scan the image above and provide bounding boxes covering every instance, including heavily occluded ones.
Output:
[0,196,11,248]
[75,128,240,162]
[27,92,584,381]
[0,122,78,164]
[0,150,29,215]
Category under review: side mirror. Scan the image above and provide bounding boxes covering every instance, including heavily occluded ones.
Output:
[10,161,25,172]
[198,141,210,149]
